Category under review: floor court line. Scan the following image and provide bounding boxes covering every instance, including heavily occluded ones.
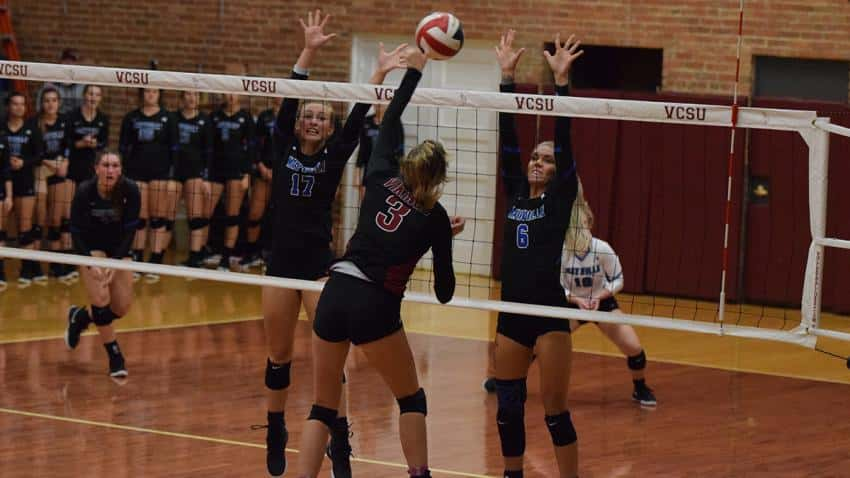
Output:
[2,312,848,385]
[0,407,494,478]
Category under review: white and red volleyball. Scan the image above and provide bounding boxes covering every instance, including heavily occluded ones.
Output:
[415,12,464,60]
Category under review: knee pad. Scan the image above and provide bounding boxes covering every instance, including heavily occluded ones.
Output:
[627,350,647,371]
[91,305,119,326]
[397,388,427,416]
[47,227,61,241]
[188,217,209,230]
[149,217,166,230]
[60,218,71,233]
[223,215,240,227]
[496,378,527,457]
[0,231,7,242]
[545,410,577,447]
[31,225,43,239]
[307,404,338,429]
[164,220,175,231]
[247,219,262,228]
[264,359,291,390]
[17,229,34,247]
[136,218,148,230]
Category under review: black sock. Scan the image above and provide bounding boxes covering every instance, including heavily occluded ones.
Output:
[267,410,285,426]
[633,378,646,388]
[331,416,349,438]
[504,470,523,478]
[132,249,144,262]
[149,252,164,264]
[104,340,122,358]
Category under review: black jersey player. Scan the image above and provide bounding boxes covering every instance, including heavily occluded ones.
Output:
[2,91,45,285]
[258,11,407,477]
[36,87,74,280]
[119,88,177,278]
[174,91,214,268]
[240,97,280,270]
[65,152,141,378]
[492,30,584,478]
[0,138,11,289]
[208,91,254,271]
[295,46,465,478]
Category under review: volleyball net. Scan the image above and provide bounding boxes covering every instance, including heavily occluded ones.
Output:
[1,60,849,351]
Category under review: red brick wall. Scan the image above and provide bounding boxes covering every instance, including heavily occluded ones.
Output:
[11,1,850,96]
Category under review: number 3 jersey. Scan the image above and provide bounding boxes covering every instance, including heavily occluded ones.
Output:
[270,70,370,249]
[339,68,455,303]
[561,237,624,300]
[498,82,578,307]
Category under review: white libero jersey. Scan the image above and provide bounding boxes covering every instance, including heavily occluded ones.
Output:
[561,237,624,299]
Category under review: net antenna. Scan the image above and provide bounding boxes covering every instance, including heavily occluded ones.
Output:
[1,59,847,353]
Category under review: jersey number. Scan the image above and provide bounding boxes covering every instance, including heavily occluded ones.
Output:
[516,223,529,249]
[375,196,412,232]
[574,277,593,288]
[289,173,315,197]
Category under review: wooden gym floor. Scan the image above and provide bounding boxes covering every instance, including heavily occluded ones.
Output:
[1,269,849,477]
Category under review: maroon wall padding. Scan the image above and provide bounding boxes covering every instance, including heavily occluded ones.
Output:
[492,88,745,301]
[746,99,850,312]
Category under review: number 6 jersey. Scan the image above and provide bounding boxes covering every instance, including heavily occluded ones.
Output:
[338,68,455,303]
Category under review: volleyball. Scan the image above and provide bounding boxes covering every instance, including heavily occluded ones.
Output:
[415,12,464,60]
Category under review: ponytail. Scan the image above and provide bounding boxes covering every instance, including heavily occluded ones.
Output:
[400,139,448,210]
[565,178,594,255]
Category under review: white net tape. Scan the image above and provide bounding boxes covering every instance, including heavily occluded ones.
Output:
[1,60,846,349]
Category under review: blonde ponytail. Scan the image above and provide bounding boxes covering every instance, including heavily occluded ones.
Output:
[400,139,448,210]
[565,178,594,255]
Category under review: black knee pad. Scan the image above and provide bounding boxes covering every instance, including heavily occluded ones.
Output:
[496,378,527,457]
[223,215,240,227]
[164,220,175,231]
[31,225,43,239]
[188,217,209,230]
[545,410,577,447]
[397,388,427,416]
[307,404,338,429]
[627,350,647,371]
[60,218,71,233]
[47,227,61,241]
[17,229,34,247]
[264,359,291,390]
[91,305,119,326]
[0,231,6,242]
[136,218,148,230]
[150,217,166,229]
[247,219,262,228]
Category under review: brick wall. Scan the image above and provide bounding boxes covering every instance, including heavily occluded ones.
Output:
[11,1,850,96]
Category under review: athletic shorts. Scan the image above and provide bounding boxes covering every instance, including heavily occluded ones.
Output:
[47,175,67,186]
[266,245,332,281]
[125,166,171,183]
[175,162,205,182]
[11,175,35,197]
[313,271,403,345]
[566,297,620,327]
[497,311,572,349]
[209,170,244,184]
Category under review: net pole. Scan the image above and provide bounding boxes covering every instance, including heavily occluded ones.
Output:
[718,0,745,327]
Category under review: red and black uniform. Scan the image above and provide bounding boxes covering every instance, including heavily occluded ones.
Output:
[174,111,213,182]
[266,70,370,280]
[70,177,141,258]
[496,81,578,348]
[65,108,109,182]
[209,108,254,183]
[118,108,176,182]
[1,118,43,197]
[313,68,455,345]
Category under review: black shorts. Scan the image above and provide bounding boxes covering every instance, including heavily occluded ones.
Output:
[67,169,94,183]
[497,311,572,349]
[47,175,67,186]
[209,169,244,184]
[266,246,332,281]
[566,297,620,327]
[175,162,205,182]
[12,175,35,197]
[125,167,171,183]
[313,272,403,345]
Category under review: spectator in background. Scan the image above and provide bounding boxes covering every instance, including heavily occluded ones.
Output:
[38,49,86,115]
